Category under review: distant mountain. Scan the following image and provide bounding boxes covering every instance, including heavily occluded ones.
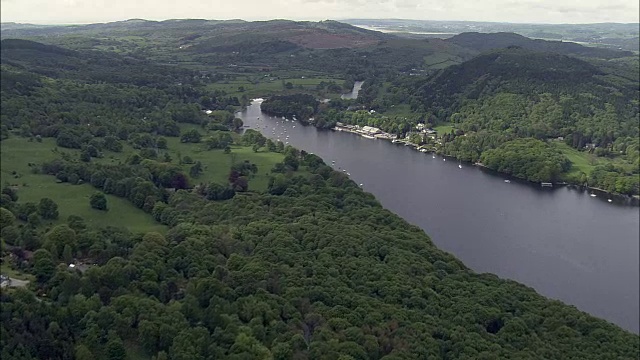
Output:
[0,19,388,50]
[445,32,633,59]
[0,22,56,31]
[342,19,640,51]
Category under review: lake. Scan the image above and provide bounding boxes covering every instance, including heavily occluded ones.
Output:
[239,99,640,333]
[341,81,364,99]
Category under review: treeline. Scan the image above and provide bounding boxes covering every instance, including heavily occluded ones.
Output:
[480,138,571,182]
[2,146,639,359]
[1,36,639,360]
[0,39,245,148]
[343,47,639,192]
[261,94,319,121]
[408,48,639,148]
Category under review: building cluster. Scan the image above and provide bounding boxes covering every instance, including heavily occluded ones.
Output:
[334,123,397,140]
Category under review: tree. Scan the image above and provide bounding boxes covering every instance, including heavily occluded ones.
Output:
[181,129,202,143]
[1,226,19,245]
[27,212,41,228]
[38,198,59,220]
[1,186,18,202]
[90,192,108,211]
[157,137,168,149]
[45,224,77,255]
[62,244,73,264]
[33,248,56,283]
[232,118,244,130]
[0,207,15,230]
[80,149,92,162]
[105,335,127,360]
[189,161,203,178]
[74,345,94,360]
[183,155,194,164]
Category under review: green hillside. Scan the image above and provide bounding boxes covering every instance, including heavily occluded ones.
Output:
[0,33,638,360]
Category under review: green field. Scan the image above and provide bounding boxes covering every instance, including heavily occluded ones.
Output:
[206,76,341,98]
[382,104,413,117]
[0,138,166,234]
[1,129,285,230]
[433,123,456,135]
[424,53,464,70]
[164,136,284,192]
[551,141,598,176]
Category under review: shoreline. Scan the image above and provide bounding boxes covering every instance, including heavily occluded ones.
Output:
[331,124,638,203]
[251,100,638,204]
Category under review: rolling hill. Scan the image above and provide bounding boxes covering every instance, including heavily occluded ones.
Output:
[445,32,634,59]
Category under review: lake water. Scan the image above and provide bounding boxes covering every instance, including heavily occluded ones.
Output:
[341,81,364,99]
[239,100,640,333]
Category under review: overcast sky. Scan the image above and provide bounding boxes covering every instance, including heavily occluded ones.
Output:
[1,0,638,24]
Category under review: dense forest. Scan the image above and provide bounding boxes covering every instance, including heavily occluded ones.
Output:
[302,47,639,190]
[1,28,639,360]
[261,95,319,122]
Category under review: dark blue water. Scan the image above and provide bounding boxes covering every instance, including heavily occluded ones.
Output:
[239,100,640,333]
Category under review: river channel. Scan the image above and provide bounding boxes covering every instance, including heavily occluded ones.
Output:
[238,99,640,333]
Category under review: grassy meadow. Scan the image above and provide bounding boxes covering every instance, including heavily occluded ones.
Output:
[206,76,342,98]
[433,123,456,135]
[1,130,285,232]
[164,135,284,192]
[551,141,599,177]
[0,138,166,234]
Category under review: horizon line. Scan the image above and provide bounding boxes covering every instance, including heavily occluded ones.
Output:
[2,17,639,27]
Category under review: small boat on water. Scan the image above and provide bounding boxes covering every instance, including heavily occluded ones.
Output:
[359,183,363,187]
[342,169,346,172]
[458,164,462,169]
[432,155,435,159]
[590,193,597,197]
[443,158,446,162]
[608,199,613,202]
[504,180,511,183]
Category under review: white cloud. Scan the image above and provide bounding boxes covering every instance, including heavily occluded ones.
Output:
[1,0,638,24]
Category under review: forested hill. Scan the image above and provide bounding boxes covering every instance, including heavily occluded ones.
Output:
[413,47,638,127]
[413,47,628,115]
[1,39,198,88]
[1,36,639,359]
[377,46,639,189]
[445,32,634,59]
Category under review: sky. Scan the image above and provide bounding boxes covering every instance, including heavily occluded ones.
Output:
[1,0,639,25]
